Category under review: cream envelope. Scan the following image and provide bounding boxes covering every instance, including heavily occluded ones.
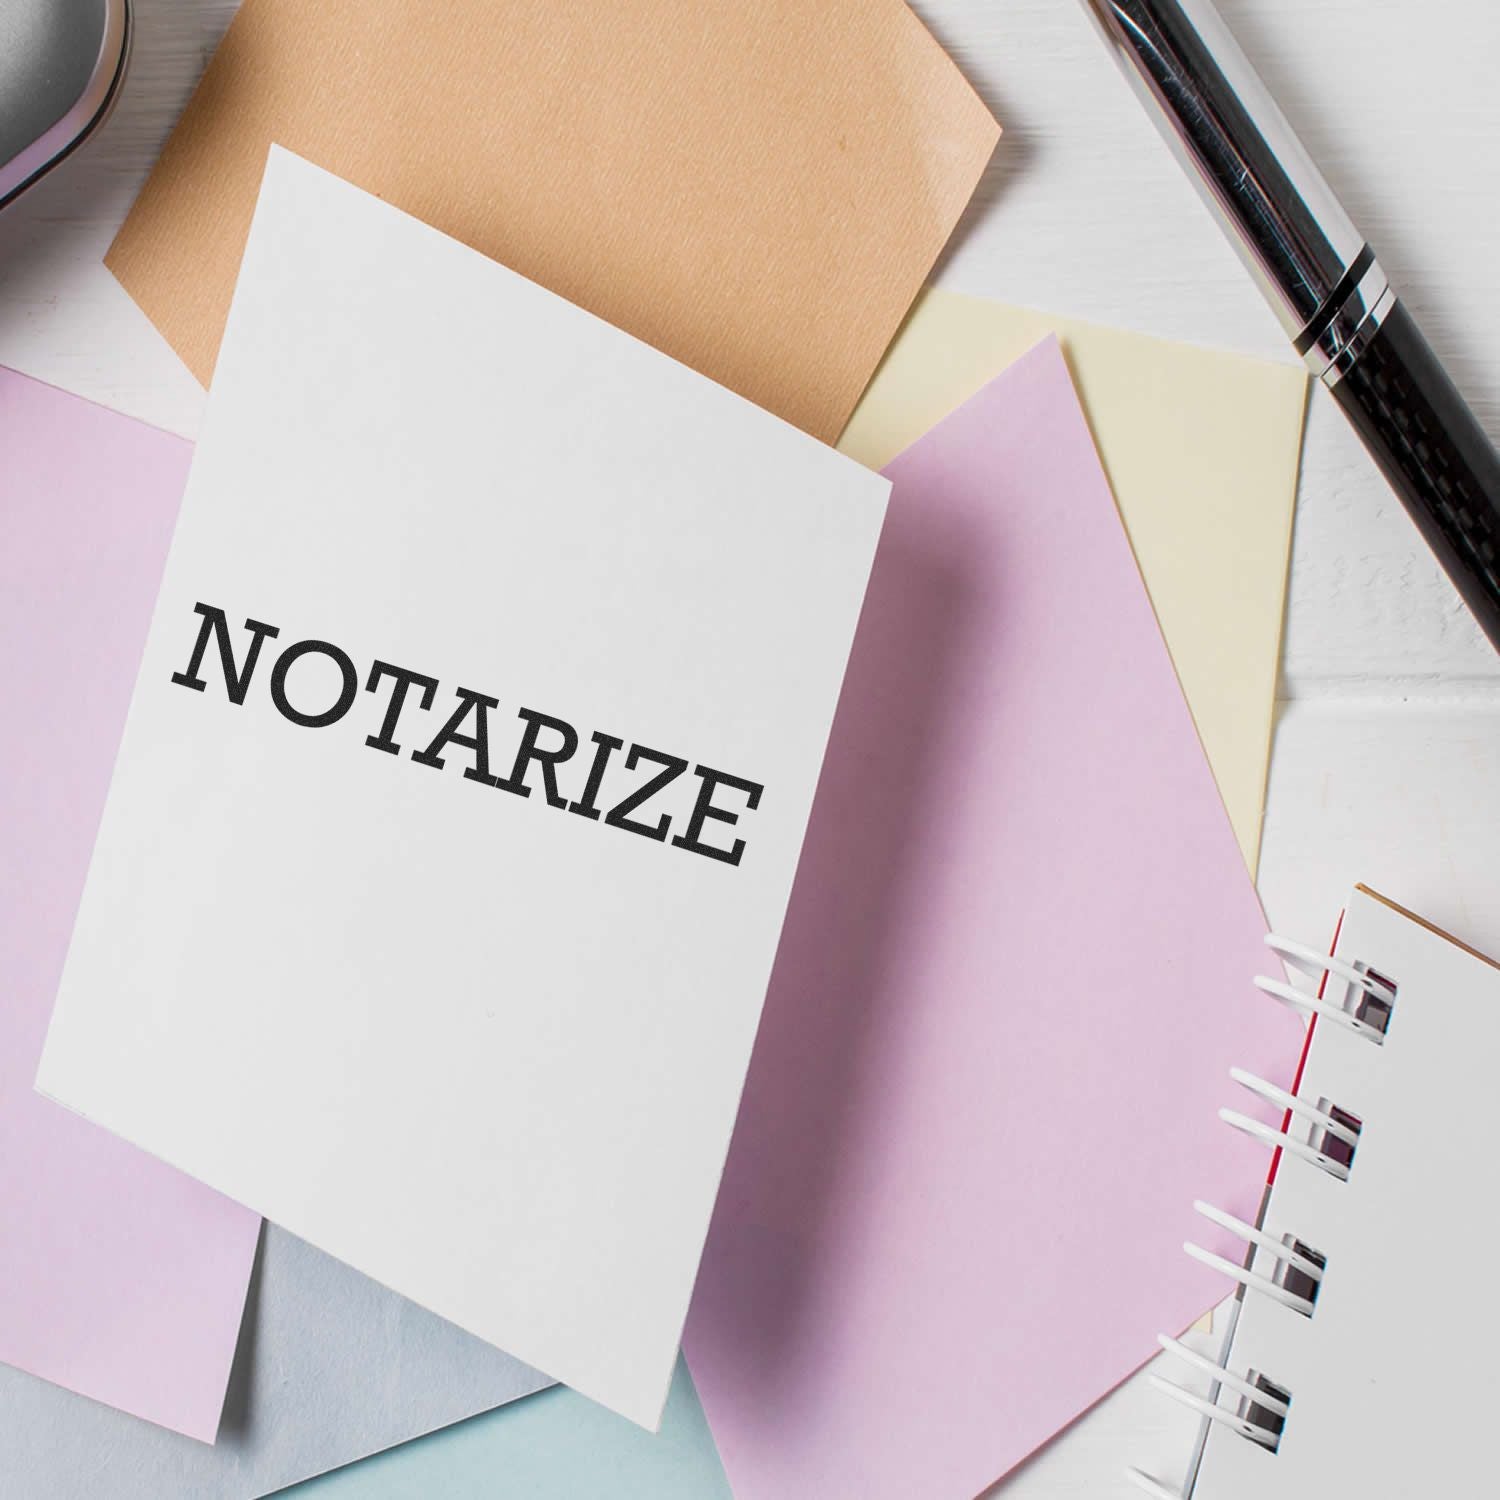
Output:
[39,149,888,1430]
[840,290,1308,874]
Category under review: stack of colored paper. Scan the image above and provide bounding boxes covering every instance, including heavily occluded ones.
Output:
[1,1,1313,1496]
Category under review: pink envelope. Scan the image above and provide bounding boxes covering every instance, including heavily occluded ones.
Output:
[0,368,261,1440]
[685,339,1302,1497]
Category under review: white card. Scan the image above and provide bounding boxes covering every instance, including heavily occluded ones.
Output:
[39,147,888,1428]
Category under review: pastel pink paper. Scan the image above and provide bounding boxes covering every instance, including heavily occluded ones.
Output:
[0,368,261,1441]
[685,340,1303,1497]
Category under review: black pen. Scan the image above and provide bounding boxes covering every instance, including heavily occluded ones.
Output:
[1082,0,1500,653]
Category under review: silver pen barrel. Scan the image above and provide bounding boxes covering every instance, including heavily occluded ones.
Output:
[1082,0,1500,652]
[1081,0,1391,384]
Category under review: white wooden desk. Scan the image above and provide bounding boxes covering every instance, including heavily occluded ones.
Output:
[2,1,1496,1493]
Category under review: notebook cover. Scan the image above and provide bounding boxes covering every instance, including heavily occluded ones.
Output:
[1188,886,1500,1497]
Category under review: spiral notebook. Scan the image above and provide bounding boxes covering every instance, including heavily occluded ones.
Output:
[1133,884,1500,1498]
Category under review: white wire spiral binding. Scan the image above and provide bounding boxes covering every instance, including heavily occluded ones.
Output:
[1190,1201,1324,1286]
[1181,1239,1317,1316]
[1256,932,1394,1043]
[1265,934,1396,1005]
[1153,1333,1291,1417]
[1147,1375,1280,1448]
[1228,1067,1361,1148]
[1128,932,1396,1497]
[1127,1468,1187,1500]
[1253,976,1386,1043]
[1216,1107,1351,1182]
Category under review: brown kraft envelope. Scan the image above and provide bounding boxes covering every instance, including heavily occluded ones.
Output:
[107,0,998,443]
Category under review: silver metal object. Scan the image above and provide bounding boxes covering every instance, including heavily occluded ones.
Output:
[1083,0,1500,653]
[1079,0,1368,371]
[0,0,132,210]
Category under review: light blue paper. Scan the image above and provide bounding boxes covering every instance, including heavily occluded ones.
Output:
[278,1359,731,1499]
